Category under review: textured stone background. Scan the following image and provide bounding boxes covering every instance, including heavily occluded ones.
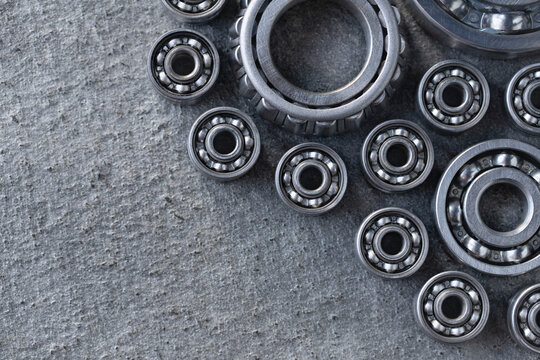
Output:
[1,0,539,358]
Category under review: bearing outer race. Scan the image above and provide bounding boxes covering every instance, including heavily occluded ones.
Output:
[508,283,540,354]
[433,139,540,276]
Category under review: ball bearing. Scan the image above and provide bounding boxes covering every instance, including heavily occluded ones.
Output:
[275,143,347,215]
[508,284,540,354]
[148,29,220,104]
[188,107,261,181]
[434,139,540,276]
[161,0,227,23]
[418,60,490,134]
[356,207,429,279]
[230,0,406,136]
[415,271,490,343]
[505,63,540,135]
[361,119,434,192]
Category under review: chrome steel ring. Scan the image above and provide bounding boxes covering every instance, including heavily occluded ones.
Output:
[418,60,490,133]
[361,120,434,192]
[230,0,406,136]
[188,107,261,180]
[161,0,227,23]
[407,0,540,57]
[275,143,347,215]
[505,63,540,135]
[434,139,540,276]
[415,271,490,343]
[148,29,220,104]
[356,207,429,279]
[508,284,540,354]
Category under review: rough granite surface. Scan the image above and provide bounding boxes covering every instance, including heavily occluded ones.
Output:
[1,0,540,359]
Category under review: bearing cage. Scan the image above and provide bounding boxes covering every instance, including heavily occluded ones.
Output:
[508,284,540,354]
[505,63,540,135]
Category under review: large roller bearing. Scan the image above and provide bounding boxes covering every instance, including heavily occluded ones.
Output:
[230,0,406,136]
[434,139,540,276]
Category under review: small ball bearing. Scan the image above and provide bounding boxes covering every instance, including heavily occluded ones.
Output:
[434,139,540,276]
[361,119,434,192]
[508,284,540,354]
[161,0,227,23]
[188,107,261,181]
[505,63,540,135]
[418,60,490,133]
[356,207,429,279]
[275,143,347,215]
[415,271,490,343]
[148,29,220,104]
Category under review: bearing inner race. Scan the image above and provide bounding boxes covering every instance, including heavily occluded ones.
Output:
[434,77,474,115]
[378,137,418,174]
[523,80,540,117]
[529,302,540,337]
[434,289,474,327]
[204,124,245,163]
[164,45,203,84]
[372,225,412,263]
[291,160,332,198]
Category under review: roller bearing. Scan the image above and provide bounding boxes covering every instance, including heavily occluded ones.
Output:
[407,0,540,57]
[508,284,540,354]
[505,63,540,135]
[188,107,261,180]
[361,119,434,192]
[161,0,227,23]
[148,29,220,104]
[415,271,490,343]
[275,143,347,215]
[356,207,429,279]
[418,60,490,134]
[230,0,406,136]
[434,139,540,276]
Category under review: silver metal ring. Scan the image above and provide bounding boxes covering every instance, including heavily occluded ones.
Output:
[415,271,490,343]
[230,0,406,136]
[434,139,540,276]
[508,283,540,354]
[356,207,429,279]
[275,143,347,215]
[161,0,227,23]
[188,107,261,181]
[361,120,434,192]
[418,60,490,134]
[148,29,220,104]
[505,63,540,135]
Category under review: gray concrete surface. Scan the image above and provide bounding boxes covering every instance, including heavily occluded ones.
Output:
[1,0,539,358]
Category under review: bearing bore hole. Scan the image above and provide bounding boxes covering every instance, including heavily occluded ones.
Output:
[171,51,196,77]
[212,130,237,155]
[442,83,466,108]
[441,295,465,320]
[380,231,404,256]
[299,166,324,191]
[479,183,528,233]
[387,144,410,168]
[270,0,366,92]
[536,311,540,328]
[531,86,540,110]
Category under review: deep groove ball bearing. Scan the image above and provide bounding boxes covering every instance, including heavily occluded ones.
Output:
[361,120,434,192]
[415,271,490,343]
[148,29,220,104]
[230,0,406,136]
[356,207,429,279]
[161,0,227,23]
[505,63,540,135]
[418,60,490,134]
[508,284,540,354]
[275,143,347,215]
[434,139,540,276]
[188,107,261,181]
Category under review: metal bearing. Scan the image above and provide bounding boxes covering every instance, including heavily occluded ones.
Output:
[161,0,227,23]
[508,284,540,354]
[148,29,220,104]
[418,60,490,133]
[361,119,434,192]
[230,0,406,136]
[356,207,429,279]
[505,63,540,135]
[434,139,540,276]
[407,0,540,57]
[275,143,347,215]
[415,271,490,343]
[188,107,261,180]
